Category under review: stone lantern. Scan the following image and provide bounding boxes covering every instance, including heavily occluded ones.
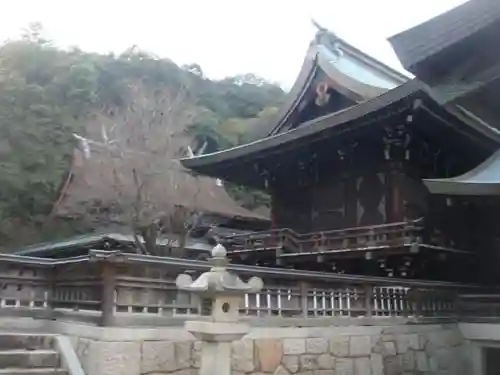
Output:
[176,244,263,375]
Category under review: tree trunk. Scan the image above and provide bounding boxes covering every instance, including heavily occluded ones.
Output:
[133,231,147,255]
[141,224,158,255]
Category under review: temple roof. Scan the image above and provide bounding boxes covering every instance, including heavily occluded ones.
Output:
[14,232,214,258]
[183,80,419,169]
[182,79,500,188]
[389,0,500,74]
[52,140,268,223]
[184,78,500,159]
[182,25,500,192]
[252,25,408,139]
[424,149,500,196]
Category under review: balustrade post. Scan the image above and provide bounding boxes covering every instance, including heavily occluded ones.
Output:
[100,261,116,326]
[45,268,56,320]
[300,282,309,318]
[453,291,461,318]
[413,289,422,317]
[364,284,373,317]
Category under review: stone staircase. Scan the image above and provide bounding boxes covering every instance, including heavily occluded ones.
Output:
[0,334,67,375]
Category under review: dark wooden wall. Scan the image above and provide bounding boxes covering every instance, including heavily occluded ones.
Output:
[272,168,397,233]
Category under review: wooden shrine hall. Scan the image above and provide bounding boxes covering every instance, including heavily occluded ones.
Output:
[182,16,500,283]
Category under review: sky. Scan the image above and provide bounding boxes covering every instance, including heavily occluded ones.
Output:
[0,0,468,89]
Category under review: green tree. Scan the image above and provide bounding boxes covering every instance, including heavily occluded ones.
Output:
[0,25,285,249]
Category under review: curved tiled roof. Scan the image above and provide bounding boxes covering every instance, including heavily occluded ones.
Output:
[390,0,500,72]
[425,148,500,196]
[253,28,408,139]
[181,80,500,176]
[181,80,423,171]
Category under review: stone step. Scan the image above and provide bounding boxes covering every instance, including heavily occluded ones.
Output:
[0,369,67,375]
[0,335,55,351]
[0,350,59,369]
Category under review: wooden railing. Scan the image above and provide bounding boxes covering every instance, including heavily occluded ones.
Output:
[222,219,423,257]
[0,250,495,327]
[458,294,500,322]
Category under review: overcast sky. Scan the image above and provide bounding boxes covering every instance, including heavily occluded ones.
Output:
[0,0,467,88]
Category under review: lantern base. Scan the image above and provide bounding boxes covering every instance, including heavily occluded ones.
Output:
[185,320,249,342]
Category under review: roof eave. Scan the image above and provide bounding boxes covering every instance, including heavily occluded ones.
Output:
[181,80,423,171]
[389,0,500,73]
[337,39,409,84]
[181,80,500,175]
[424,150,500,196]
[266,47,319,137]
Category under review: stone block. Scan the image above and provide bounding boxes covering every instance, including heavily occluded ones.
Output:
[329,336,349,357]
[335,358,354,375]
[349,336,371,357]
[353,357,370,375]
[282,355,300,373]
[384,355,402,375]
[274,365,292,375]
[0,350,58,368]
[314,371,335,375]
[429,355,439,372]
[191,341,201,368]
[381,334,394,342]
[317,354,334,370]
[402,350,415,371]
[284,339,306,355]
[256,339,283,372]
[82,340,141,375]
[383,341,397,356]
[370,354,383,375]
[169,370,196,375]
[426,332,448,351]
[142,341,176,374]
[306,338,329,354]
[300,355,320,371]
[416,351,429,371]
[444,329,463,347]
[175,342,192,370]
[395,334,420,353]
[370,336,384,354]
[433,348,452,370]
[232,339,255,373]
[418,333,428,350]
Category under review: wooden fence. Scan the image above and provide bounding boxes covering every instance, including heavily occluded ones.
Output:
[0,250,495,327]
[223,219,423,257]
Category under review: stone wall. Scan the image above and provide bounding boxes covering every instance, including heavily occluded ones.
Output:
[63,323,470,375]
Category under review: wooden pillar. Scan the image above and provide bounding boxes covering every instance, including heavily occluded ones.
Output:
[100,261,116,326]
[387,167,404,223]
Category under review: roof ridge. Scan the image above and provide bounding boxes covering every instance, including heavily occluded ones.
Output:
[310,25,409,83]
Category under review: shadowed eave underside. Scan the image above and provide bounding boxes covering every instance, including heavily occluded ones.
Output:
[424,149,500,196]
[181,79,500,186]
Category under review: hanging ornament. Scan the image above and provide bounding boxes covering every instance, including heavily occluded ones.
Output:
[315,82,330,107]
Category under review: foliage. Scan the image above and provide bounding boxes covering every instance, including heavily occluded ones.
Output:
[0,24,285,249]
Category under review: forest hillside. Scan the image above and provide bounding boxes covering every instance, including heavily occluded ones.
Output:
[0,25,286,249]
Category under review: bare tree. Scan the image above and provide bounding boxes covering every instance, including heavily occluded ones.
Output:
[75,80,202,255]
